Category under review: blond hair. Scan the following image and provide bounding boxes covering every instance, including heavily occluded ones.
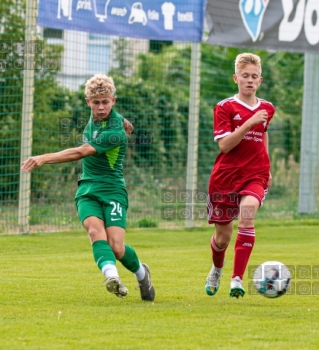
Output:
[235,53,262,75]
[84,74,116,98]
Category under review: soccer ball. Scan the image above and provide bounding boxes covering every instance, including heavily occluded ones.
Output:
[253,261,291,298]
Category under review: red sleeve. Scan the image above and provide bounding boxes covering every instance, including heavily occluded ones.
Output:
[264,104,275,132]
[213,102,232,141]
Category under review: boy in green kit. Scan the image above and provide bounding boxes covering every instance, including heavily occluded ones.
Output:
[22,74,155,301]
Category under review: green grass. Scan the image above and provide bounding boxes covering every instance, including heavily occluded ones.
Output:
[1,223,319,349]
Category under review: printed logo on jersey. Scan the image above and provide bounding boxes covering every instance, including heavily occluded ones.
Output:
[92,131,98,139]
[214,208,223,217]
[215,129,225,136]
[83,135,88,143]
[233,114,242,120]
[239,0,270,42]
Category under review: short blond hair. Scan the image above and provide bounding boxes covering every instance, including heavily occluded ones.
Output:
[84,74,116,98]
[235,53,262,75]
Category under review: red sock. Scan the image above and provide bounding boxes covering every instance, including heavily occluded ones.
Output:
[232,227,255,280]
[210,235,227,268]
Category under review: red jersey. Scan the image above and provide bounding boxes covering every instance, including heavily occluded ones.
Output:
[208,95,275,194]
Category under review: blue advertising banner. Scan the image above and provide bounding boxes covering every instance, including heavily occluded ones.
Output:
[38,0,206,42]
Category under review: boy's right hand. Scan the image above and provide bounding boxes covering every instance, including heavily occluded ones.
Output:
[249,110,268,127]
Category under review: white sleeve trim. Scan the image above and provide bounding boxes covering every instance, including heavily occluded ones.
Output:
[214,131,231,142]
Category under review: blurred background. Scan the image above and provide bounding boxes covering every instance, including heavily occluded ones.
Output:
[0,0,318,233]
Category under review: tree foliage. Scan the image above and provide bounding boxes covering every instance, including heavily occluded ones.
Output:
[0,0,305,203]
[0,0,77,201]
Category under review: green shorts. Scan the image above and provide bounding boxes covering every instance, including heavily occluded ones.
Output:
[74,181,128,229]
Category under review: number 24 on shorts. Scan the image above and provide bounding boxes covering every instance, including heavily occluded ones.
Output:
[110,201,122,221]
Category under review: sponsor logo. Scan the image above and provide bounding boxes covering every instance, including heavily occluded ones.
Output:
[279,0,319,45]
[239,0,319,46]
[111,217,121,221]
[233,113,242,120]
[239,0,270,42]
[242,242,253,247]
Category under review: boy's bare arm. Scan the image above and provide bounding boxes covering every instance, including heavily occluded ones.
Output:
[21,144,96,172]
[124,118,134,136]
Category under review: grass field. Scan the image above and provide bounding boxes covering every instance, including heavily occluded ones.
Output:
[1,221,319,349]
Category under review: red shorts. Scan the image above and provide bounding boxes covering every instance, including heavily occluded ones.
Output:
[207,182,268,225]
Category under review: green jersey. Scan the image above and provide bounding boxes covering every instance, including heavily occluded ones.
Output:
[79,109,127,191]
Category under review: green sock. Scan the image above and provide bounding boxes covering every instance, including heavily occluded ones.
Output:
[92,240,116,270]
[118,244,140,273]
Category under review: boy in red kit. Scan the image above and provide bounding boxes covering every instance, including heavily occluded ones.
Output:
[205,53,275,298]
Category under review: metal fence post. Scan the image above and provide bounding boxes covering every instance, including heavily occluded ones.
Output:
[298,53,319,214]
[186,42,201,228]
[18,0,37,233]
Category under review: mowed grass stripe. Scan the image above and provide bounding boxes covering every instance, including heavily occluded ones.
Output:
[0,224,318,349]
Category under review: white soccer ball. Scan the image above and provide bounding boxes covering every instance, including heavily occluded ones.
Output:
[253,261,291,298]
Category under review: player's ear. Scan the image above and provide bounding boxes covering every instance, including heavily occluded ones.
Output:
[85,98,91,106]
[233,74,238,84]
[257,76,263,87]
